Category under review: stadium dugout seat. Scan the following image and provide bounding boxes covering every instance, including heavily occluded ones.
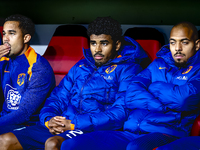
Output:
[190,114,200,136]
[0,26,3,44]
[43,25,89,86]
[0,26,2,35]
[0,33,2,45]
[124,27,165,61]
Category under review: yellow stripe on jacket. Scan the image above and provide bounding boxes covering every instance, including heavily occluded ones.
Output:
[0,56,10,61]
[24,46,37,80]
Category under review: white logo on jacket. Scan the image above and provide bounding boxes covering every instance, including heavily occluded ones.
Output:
[176,76,188,80]
[101,75,113,80]
[5,84,21,110]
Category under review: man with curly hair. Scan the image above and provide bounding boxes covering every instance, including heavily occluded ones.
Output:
[0,16,150,150]
[0,14,55,135]
[59,22,200,150]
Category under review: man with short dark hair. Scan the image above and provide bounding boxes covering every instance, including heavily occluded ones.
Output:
[58,22,200,150]
[0,14,55,134]
[0,17,149,150]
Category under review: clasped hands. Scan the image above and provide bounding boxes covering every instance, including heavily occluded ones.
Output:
[48,116,72,135]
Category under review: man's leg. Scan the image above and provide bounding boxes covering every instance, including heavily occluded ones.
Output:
[126,132,179,150]
[45,129,84,150]
[60,131,142,150]
[45,136,65,150]
[156,136,200,150]
[0,132,23,150]
[0,124,25,135]
[11,125,53,149]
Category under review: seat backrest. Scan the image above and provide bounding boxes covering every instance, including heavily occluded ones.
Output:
[43,25,89,85]
[190,114,200,136]
[0,33,2,45]
[124,27,165,61]
[0,26,2,35]
[0,26,3,44]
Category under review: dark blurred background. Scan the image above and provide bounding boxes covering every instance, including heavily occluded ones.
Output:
[0,0,200,25]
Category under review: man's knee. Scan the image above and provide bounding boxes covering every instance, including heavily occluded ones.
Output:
[0,132,16,145]
[0,132,22,150]
[126,142,139,150]
[45,136,65,150]
[60,139,79,150]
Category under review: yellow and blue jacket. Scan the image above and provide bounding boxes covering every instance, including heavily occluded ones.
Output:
[0,47,55,129]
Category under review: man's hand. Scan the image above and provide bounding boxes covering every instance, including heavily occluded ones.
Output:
[0,43,10,58]
[48,116,72,135]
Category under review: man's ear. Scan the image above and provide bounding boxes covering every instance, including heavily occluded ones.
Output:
[115,40,121,52]
[24,34,31,44]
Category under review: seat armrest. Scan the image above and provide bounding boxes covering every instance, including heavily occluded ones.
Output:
[190,114,200,136]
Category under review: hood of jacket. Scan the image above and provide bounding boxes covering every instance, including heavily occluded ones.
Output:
[156,44,200,67]
[83,36,149,68]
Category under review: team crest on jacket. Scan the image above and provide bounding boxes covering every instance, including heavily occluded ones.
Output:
[17,73,26,86]
[105,65,117,74]
[182,66,193,74]
[5,84,21,110]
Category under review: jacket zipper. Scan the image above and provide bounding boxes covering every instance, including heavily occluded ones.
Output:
[171,67,181,83]
[106,89,109,110]
[79,69,97,114]
[136,111,149,135]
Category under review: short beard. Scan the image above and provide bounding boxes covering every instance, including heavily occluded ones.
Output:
[95,62,103,67]
[174,61,187,68]
[94,48,118,67]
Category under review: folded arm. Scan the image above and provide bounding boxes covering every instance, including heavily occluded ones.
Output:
[125,68,164,111]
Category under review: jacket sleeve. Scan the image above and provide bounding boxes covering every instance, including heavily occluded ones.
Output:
[39,65,75,125]
[0,59,55,126]
[125,64,164,111]
[71,64,143,132]
[148,75,200,111]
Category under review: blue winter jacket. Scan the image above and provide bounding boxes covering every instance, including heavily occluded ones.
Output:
[39,36,149,132]
[124,44,200,137]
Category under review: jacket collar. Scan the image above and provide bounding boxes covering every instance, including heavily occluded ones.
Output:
[83,36,149,67]
[156,44,200,67]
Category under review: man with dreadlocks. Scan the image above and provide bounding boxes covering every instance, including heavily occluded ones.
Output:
[0,16,150,150]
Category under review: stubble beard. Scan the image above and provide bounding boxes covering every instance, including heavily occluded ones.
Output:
[174,60,187,68]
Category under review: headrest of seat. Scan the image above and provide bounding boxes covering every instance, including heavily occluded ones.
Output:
[124,27,165,46]
[0,33,2,45]
[53,25,89,38]
[0,26,3,43]
[43,36,88,74]
[136,39,161,61]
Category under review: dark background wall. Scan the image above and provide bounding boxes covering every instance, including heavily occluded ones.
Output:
[0,0,200,26]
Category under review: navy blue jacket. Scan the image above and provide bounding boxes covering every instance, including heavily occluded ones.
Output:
[40,36,149,132]
[124,45,200,137]
[0,47,55,129]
